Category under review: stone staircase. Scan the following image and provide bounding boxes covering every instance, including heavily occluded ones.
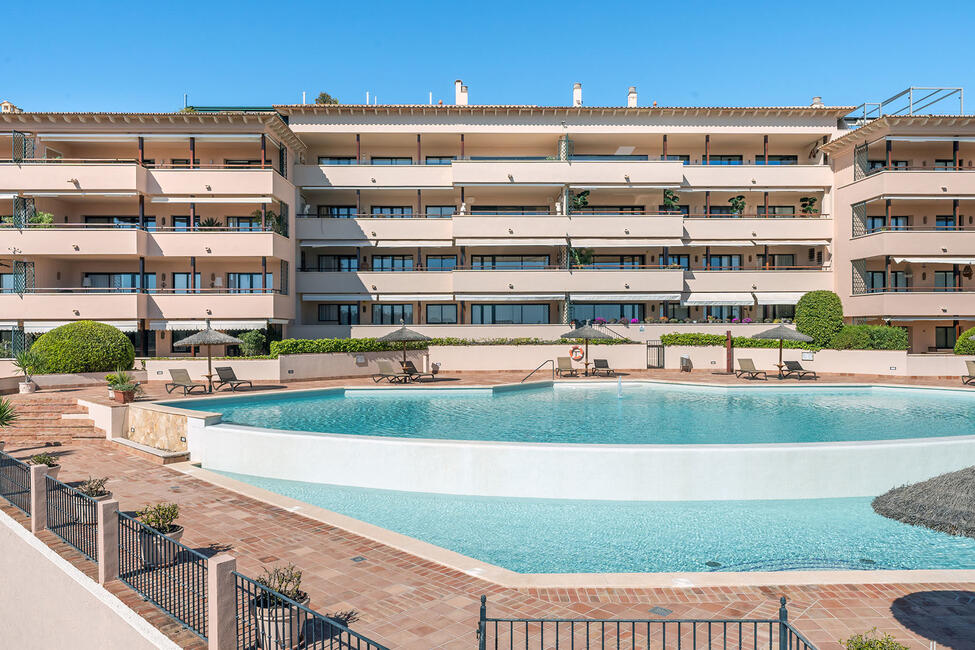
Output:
[1,397,103,444]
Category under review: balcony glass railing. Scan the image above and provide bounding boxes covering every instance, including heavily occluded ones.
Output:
[310,155,824,166]
[296,264,826,273]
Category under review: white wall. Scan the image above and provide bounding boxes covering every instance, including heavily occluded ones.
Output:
[429,344,646,371]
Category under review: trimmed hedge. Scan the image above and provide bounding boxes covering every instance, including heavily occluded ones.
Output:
[270,336,634,356]
[660,333,820,351]
[795,290,844,347]
[954,326,975,354]
[30,321,135,373]
[830,325,908,350]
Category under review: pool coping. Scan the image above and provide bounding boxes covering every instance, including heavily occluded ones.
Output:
[171,461,975,590]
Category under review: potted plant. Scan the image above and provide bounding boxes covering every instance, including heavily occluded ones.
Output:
[251,563,309,650]
[75,476,111,524]
[799,196,819,216]
[728,194,746,217]
[28,452,60,480]
[0,397,16,452]
[662,189,681,213]
[13,350,42,394]
[105,368,131,400]
[112,380,141,404]
[136,503,183,567]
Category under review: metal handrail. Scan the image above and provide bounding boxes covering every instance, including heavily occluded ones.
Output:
[521,359,555,383]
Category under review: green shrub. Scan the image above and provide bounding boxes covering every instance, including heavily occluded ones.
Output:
[660,332,820,351]
[794,290,844,347]
[842,629,908,650]
[270,337,633,357]
[830,325,871,350]
[830,325,908,350]
[255,563,306,605]
[137,503,180,533]
[30,321,135,373]
[0,397,17,429]
[28,452,59,467]
[954,326,975,354]
[239,330,267,356]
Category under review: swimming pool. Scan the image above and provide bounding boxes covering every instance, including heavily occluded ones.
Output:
[174,383,975,445]
[212,470,975,573]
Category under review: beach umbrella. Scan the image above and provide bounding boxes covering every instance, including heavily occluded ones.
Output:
[751,324,812,368]
[560,321,614,376]
[872,466,975,539]
[378,322,431,363]
[173,320,243,393]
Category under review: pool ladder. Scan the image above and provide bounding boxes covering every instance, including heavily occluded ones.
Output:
[521,359,555,383]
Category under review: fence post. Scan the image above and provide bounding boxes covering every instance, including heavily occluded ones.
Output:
[477,595,487,650]
[208,553,237,650]
[28,464,48,534]
[97,499,119,584]
[778,596,788,650]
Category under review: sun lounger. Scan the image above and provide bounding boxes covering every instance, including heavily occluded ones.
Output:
[734,358,767,380]
[373,360,411,383]
[213,366,253,391]
[400,360,436,382]
[591,359,616,376]
[781,360,817,380]
[556,357,578,377]
[165,368,208,395]
[964,360,975,385]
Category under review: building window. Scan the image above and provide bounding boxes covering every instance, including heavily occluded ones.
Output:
[83,272,155,293]
[767,305,796,319]
[935,159,957,170]
[757,205,796,218]
[371,255,413,271]
[936,215,956,230]
[570,303,645,323]
[170,158,200,168]
[425,156,455,165]
[318,206,357,218]
[667,254,690,270]
[664,154,690,165]
[425,205,456,218]
[935,270,956,292]
[666,303,690,320]
[370,206,413,218]
[657,204,690,215]
[756,254,792,269]
[889,216,908,230]
[867,216,885,233]
[171,215,200,231]
[227,273,273,293]
[318,156,355,165]
[370,157,413,165]
[471,255,549,270]
[705,306,741,320]
[868,159,908,170]
[755,154,798,166]
[936,326,958,349]
[84,215,156,231]
[372,304,413,324]
[867,271,885,293]
[705,155,742,166]
[706,254,742,270]
[588,255,644,269]
[0,274,14,293]
[573,206,645,215]
[471,304,550,324]
[318,304,359,324]
[173,273,202,294]
[426,304,458,324]
[470,206,548,215]
[226,216,262,231]
[317,255,358,272]
[425,255,457,271]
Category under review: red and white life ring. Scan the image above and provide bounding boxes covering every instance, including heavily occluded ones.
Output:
[569,346,585,361]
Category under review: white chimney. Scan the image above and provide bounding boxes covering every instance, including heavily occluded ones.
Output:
[572,82,582,107]
[455,79,468,106]
[627,86,638,108]
[811,96,824,108]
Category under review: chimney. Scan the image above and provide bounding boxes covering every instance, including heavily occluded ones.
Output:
[455,79,468,106]
[811,96,824,108]
[627,86,638,108]
[572,83,582,107]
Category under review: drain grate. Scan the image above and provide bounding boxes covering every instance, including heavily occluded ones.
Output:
[648,606,672,617]
[351,556,366,563]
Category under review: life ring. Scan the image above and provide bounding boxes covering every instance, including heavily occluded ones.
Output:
[569,346,584,361]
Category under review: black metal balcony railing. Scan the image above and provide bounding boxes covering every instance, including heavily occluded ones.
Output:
[296,211,830,220]
[297,264,827,273]
[859,286,972,295]
[45,475,98,562]
[866,164,973,174]
[312,156,825,167]
[0,158,285,173]
[0,450,31,516]
[0,287,284,295]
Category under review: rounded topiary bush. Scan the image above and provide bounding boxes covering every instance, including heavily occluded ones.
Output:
[954,326,975,355]
[30,321,135,373]
[794,290,844,347]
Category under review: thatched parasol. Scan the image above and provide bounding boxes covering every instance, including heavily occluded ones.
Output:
[173,320,243,393]
[560,322,614,376]
[872,466,975,538]
[751,324,813,370]
[378,322,431,363]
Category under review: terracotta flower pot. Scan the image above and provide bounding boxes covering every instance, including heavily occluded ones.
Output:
[113,390,135,404]
[251,593,309,650]
[74,491,111,524]
[139,525,184,567]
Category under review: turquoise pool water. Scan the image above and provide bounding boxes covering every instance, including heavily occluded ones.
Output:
[212,470,975,573]
[175,384,975,444]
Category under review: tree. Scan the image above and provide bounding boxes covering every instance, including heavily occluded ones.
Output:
[794,290,844,347]
[315,92,339,105]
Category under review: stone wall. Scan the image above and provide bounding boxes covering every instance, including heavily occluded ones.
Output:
[126,403,218,452]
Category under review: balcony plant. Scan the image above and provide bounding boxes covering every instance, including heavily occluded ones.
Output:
[105,367,132,399]
[75,476,111,524]
[112,380,141,404]
[728,195,746,216]
[198,216,223,231]
[251,563,309,649]
[569,190,590,211]
[136,502,183,567]
[28,452,60,480]
[13,350,43,394]
[662,189,681,213]
[799,196,819,215]
[569,247,594,268]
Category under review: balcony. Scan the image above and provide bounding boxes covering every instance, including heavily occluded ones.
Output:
[148,231,292,259]
[147,291,293,320]
[453,268,684,294]
[147,168,293,202]
[294,164,452,189]
[681,163,832,190]
[682,215,832,242]
[0,162,146,193]
[2,225,146,256]
[848,229,975,258]
[685,269,832,293]
[453,213,684,245]
[296,217,453,247]
[845,290,975,318]
[0,291,145,320]
[450,160,684,187]
[842,169,975,202]
[296,271,452,297]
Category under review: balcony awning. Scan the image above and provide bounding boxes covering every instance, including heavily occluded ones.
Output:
[892,257,975,264]
[98,320,140,332]
[23,321,73,333]
[0,193,17,200]
[300,239,372,247]
[150,197,273,204]
[24,192,138,198]
[682,293,754,306]
[886,136,975,143]
[377,294,452,302]
[148,319,268,331]
[752,240,830,246]
[568,238,683,247]
[569,293,682,302]
[300,293,377,302]
[0,321,20,329]
[678,240,755,247]
[455,293,564,302]
[454,238,566,246]
[754,292,806,305]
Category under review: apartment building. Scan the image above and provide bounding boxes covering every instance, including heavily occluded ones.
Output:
[2,84,971,356]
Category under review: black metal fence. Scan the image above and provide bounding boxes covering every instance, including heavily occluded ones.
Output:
[647,341,665,368]
[0,450,31,515]
[45,476,98,561]
[118,511,209,640]
[234,571,390,650]
[477,596,817,650]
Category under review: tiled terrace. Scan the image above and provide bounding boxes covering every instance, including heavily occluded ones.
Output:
[4,371,975,648]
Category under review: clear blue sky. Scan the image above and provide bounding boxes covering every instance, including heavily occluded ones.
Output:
[5,0,973,112]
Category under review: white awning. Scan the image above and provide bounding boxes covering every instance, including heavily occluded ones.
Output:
[678,240,755,247]
[0,321,20,329]
[455,293,564,302]
[682,293,754,306]
[454,238,566,246]
[23,321,73,333]
[569,293,682,301]
[377,294,452,301]
[892,257,975,264]
[36,133,265,143]
[24,192,137,198]
[887,136,975,143]
[568,238,684,247]
[754,292,806,305]
[300,239,451,248]
[300,239,373,247]
[752,240,830,246]
[300,294,377,302]
[0,193,17,200]
[380,240,454,248]
[150,197,273,204]
[98,320,140,332]
[148,320,268,331]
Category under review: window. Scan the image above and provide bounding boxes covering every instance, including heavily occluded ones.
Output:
[935,270,956,292]
[370,206,413,218]
[756,206,796,218]
[227,272,273,293]
[666,303,690,320]
[706,306,741,320]
[936,326,958,349]
[657,204,690,215]
[867,271,885,293]
[470,206,548,215]
[316,255,358,272]
[0,274,13,293]
[370,157,412,165]
[767,305,795,319]
[705,155,742,166]
[224,159,271,168]
[425,255,457,271]
[867,216,886,233]
[936,215,956,230]
[571,303,645,323]
[889,216,908,230]
[889,271,907,291]
[755,155,798,166]
[425,156,455,165]
[569,154,649,161]
[706,206,735,218]
[372,304,413,324]
[868,159,908,171]
[226,216,262,231]
[589,255,644,269]
[426,304,458,324]
[471,304,550,324]
[173,273,202,294]
[664,154,690,165]
[318,206,357,219]
[371,255,413,271]
[318,156,355,165]
[756,254,793,269]
[83,272,155,293]
[706,254,742,270]
[318,303,359,324]
[471,255,548,270]
[667,254,690,270]
[170,158,200,168]
[171,215,200,231]
[84,215,156,230]
[935,159,957,170]
[573,206,645,215]
[425,205,456,218]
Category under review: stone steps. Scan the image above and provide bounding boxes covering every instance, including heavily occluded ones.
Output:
[1,398,103,442]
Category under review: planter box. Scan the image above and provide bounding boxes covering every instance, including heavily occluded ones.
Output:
[113,390,135,404]
[139,525,184,567]
[74,492,111,524]
[251,594,310,650]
